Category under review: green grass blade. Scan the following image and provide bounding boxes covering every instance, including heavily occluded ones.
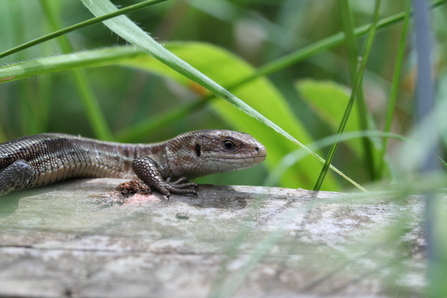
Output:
[2,2,444,85]
[4,0,443,188]
[82,0,366,191]
[378,2,411,176]
[2,0,444,85]
[0,47,141,83]
[313,0,382,191]
[338,0,377,181]
[40,0,113,140]
[0,44,337,188]
[337,0,359,78]
[253,0,446,83]
[264,130,409,187]
[0,0,166,60]
[117,43,333,188]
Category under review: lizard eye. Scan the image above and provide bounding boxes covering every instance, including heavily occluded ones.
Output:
[222,139,236,151]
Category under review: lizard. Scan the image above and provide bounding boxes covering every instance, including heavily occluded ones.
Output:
[0,130,266,199]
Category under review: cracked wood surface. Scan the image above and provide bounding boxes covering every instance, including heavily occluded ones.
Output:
[0,179,425,298]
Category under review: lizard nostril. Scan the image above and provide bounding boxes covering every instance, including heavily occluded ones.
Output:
[255,147,260,152]
[195,144,201,157]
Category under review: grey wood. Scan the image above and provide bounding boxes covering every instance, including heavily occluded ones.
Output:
[0,179,425,298]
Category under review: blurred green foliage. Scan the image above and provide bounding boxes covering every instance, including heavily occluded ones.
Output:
[2,1,447,296]
[0,0,447,190]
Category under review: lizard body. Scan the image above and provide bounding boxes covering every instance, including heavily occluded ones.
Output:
[0,130,266,198]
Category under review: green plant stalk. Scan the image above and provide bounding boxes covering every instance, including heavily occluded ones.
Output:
[1,0,444,140]
[338,0,360,78]
[2,0,444,87]
[11,2,42,136]
[1,0,444,188]
[116,0,447,142]
[82,0,367,192]
[26,6,60,134]
[438,156,447,170]
[0,47,142,83]
[31,0,447,84]
[40,0,113,140]
[338,0,377,181]
[255,0,446,80]
[378,2,411,176]
[0,0,167,60]
[314,0,382,191]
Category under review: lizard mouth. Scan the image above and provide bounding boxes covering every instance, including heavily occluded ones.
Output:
[254,155,267,162]
[207,153,266,172]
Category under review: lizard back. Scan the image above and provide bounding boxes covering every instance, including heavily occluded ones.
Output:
[0,133,156,188]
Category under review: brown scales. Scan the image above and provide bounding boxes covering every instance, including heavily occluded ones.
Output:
[0,130,267,200]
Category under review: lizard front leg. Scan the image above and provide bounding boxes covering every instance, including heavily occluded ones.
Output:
[131,157,198,199]
[0,160,34,196]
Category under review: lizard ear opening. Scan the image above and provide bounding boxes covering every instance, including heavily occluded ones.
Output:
[195,144,201,157]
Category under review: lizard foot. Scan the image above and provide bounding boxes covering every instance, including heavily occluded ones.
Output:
[132,156,198,200]
[154,177,198,201]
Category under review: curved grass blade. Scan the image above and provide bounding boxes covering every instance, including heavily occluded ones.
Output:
[0,44,337,188]
[82,0,367,192]
[265,131,409,187]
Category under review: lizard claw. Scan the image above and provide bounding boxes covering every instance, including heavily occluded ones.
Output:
[157,177,198,197]
[139,177,197,200]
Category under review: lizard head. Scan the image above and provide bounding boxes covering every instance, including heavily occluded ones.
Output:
[166,129,267,180]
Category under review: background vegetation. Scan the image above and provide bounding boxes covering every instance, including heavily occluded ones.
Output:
[1,1,447,295]
[3,0,446,191]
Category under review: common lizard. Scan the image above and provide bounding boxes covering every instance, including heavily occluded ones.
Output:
[0,130,266,199]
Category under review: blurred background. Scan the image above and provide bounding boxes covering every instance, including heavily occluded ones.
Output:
[0,0,446,189]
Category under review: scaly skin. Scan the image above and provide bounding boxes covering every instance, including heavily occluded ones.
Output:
[0,130,267,198]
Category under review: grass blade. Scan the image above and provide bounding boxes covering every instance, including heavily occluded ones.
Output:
[82,0,366,191]
[0,0,166,60]
[378,2,411,176]
[338,0,377,181]
[313,0,382,191]
[39,0,113,140]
